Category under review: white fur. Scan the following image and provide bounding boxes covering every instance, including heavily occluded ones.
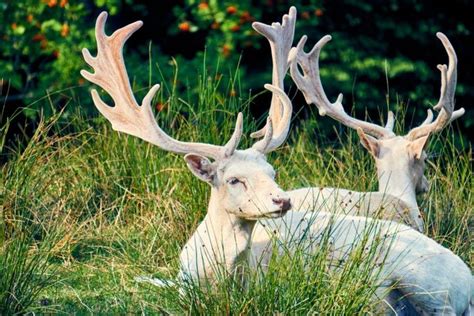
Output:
[288,187,424,232]
[251,211,472,314]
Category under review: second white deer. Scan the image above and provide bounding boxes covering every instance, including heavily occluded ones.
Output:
[251,7,425,231]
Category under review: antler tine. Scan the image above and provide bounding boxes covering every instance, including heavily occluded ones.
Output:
[420,109,434,126]
[224,113,244,157]
[450,108,465,122]
[252,115,274,153]
[250,6,296,140]
[81,12,241,160]
[252,84,292,153]
[290,35,395,140]
[385,111,395,131]
[407,32,465,140]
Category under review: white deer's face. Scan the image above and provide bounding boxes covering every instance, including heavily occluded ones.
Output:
[184,149,291,220]
[359,133,430,194]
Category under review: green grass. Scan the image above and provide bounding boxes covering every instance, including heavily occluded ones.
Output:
[0,61,472,314]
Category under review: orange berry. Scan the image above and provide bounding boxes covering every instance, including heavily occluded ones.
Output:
[59,0,68,7]
[60,23,69,37]
[47,0,57,7]
[226,6,237,14]
[78,78,85,85]
[301,11,310,20]
[315,8,323,17]
[198,2,209,10]
[52,50,59,58]
[155,102,167,112]
[11,23,17,30]
[27,14,34,23]
[240,11,253,23]
[211,21,220,30]
[230,24,240,32]
[40,39,48,49]
[32,33,46,42]
[178,22,190,32]
[222,44,231,57]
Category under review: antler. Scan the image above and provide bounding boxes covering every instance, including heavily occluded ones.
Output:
[289,35,395,139]
[81,12,242,160]
[252,84,292,153]
[406,32,465,140]
[250,6,296,145]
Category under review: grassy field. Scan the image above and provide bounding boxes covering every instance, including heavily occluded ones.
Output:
[0,64,472,314]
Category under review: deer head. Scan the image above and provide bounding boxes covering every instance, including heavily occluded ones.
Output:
[290,32,465,198]
[81,12,293,221]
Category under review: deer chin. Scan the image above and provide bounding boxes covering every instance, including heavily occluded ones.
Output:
[264,209,290,218]
[257,205,291,219]
[236,208,289,221]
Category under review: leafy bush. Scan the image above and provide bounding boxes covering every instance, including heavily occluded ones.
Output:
[1,0,472,136]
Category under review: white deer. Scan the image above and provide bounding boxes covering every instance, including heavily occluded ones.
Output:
[250,27,472,314]
[288,32,465,234]
[80,11,293,284]
[251,7,423,231]
[81,12,473,315]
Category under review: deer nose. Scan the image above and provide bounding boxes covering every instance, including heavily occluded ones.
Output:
[272,198,292,212]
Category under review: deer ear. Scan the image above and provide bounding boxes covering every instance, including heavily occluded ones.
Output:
[357,128,380,158]
[184,154,216,183]
[409,134,430,160]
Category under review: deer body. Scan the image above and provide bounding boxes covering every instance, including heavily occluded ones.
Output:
[179,201,255,283]
[251,211,472,315]
[287,188,423,231]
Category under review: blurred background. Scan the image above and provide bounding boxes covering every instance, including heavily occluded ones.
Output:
[1,0,472,147]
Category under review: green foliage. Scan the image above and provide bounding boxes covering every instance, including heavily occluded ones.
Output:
[0,1,109,116]
[2,1,472,137]
[0,114,72,314]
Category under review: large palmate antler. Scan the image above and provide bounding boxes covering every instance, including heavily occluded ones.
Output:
[290,32,465,141]
[250,7,296,150]
[81,12,243,160]
[406,32,465,140]
[289,35,395,140]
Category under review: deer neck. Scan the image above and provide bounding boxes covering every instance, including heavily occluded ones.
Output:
[377,169,418,210]
[179,189,255,281]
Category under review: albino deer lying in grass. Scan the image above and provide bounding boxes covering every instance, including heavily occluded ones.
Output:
[251,7,423,231]
[287,32,465,233]
[82,12,473,315]
[80,11,293,283]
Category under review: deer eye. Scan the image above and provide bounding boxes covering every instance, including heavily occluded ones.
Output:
[227,177,241,185]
